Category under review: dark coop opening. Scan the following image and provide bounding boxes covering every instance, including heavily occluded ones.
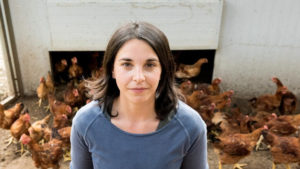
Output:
[49,50,215,86]
[49,51,104,85]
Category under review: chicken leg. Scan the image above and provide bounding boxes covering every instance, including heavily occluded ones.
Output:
[255,135,264,151]
[219,161,222,169]
[63,149,71,161]
[233,163,247,169]
[38,98,42,107]
[44,104,50,112]
[16,142,28,155]
[5,137,16,147]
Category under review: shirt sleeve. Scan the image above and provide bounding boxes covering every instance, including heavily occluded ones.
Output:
[181,129,209,169]
[70,124,94,169]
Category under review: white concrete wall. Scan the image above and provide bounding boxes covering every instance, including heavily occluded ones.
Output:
[214,0,300,98]
[8,0,222,95]
[46,0,222,50]
[9,0,51,94]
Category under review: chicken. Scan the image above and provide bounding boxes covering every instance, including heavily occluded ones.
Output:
[68,56,83,84]
[48,94,73,118]
[211,126,266,169]
[55,59,68,84]
[249,86,288,113]
[186,90,206,110]
[53,114,69,129]
[178,80,194,96]
[55,59,68,73]
[179,77,222,96]
[197,103,216,127]
[63,82,84,108]
[272,77,284,92]
[10,109,31,141]
[272,77,297,115]
[186,90,233,113]
[20,133,63,169]
[57,126,71,148]
[277,113,300,127]
[207,77,222,95]
[248,111,276,130]
[175,58,208,78]
[46,71,55,94]
[254,113,298,151]
[9,108,31,153]
[279,91,297,115]
[206,90,234,111]
[57,127,71,157]
[224,105,252,134]
[0,103,24,129]
[37,77,49,107]
[28,114,51,143]
[266,113,297,136]
[211,110,251,137]
[52,127,72,161]
[262,128,300,169]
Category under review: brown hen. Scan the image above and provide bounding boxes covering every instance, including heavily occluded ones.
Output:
[175,58,208,78]
[0,103,24,129]
[211,126,266,169]
[20,133,63,169]
[262,128,300,169]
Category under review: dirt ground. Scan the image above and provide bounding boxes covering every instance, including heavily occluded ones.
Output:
[1,96,300,169]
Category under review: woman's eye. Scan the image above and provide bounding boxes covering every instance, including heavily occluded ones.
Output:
[145,63,155,68]
[122,63,132,67]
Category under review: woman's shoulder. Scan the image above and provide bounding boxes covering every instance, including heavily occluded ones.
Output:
[72,100,104,129]
[174,101,207,134]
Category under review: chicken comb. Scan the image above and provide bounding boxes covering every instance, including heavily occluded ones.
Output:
[72,57,78,63]
[40,77,45,82]
[271,113,277,119]
[272,76,277,81]
[61,59,67,65]
[213,77,222,83]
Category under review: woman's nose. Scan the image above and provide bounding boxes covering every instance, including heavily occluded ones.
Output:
[132,67,145,83]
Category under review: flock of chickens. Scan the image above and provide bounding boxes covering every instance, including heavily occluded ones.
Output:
[177,59,299,169]
[1,56,300,169]
[0,55,102,169]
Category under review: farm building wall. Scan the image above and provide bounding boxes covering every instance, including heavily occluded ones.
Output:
[6,0,300,99]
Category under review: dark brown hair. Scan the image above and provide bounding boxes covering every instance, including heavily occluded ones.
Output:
[88,21,178,120]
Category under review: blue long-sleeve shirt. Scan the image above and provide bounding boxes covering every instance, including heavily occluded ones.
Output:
[70,100,209,169]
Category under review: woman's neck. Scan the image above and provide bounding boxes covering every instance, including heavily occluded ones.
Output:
[113,96,157,122]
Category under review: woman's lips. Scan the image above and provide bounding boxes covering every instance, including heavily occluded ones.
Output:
[129,88,147,93]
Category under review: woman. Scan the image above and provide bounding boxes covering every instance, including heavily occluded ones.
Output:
[70,21,208,169]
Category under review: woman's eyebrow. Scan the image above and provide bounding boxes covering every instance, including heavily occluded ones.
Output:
[118,58,159,62]
[118,58,132,62]
[147,58,159,62]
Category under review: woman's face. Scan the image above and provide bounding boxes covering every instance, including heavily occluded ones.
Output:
[113,39,162,104]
